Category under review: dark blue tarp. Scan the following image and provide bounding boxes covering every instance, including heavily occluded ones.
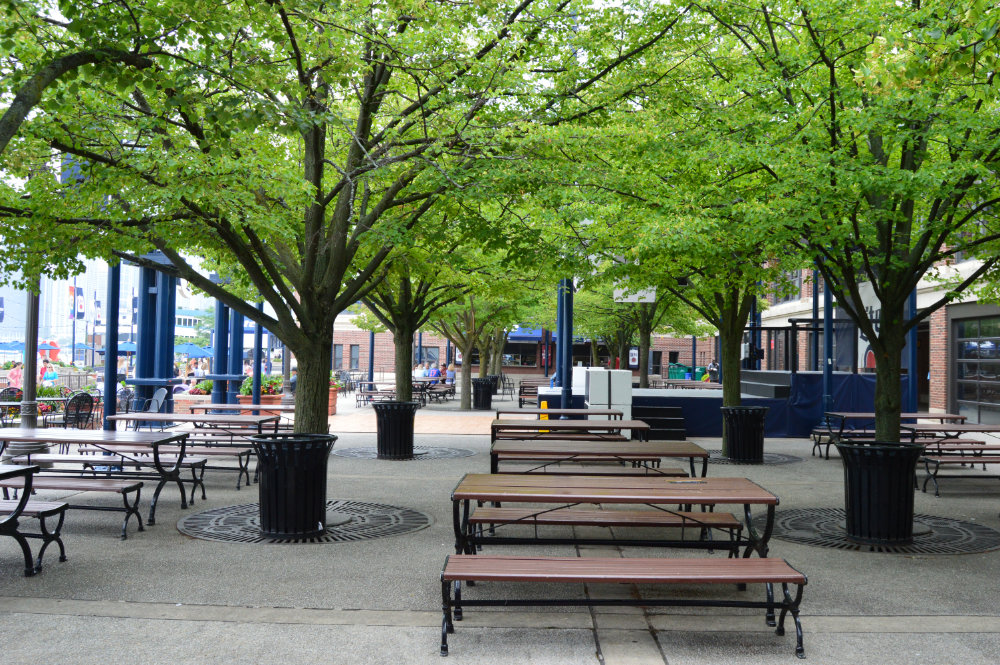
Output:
[633,372,909,437]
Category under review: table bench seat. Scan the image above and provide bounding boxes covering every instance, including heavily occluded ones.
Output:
[439,554,806,658]
[0,476,143,539]
[493,432,629,442]
[79,444,254,490]
[469,507,741,531]
[920,455,1000,496]
[494,464,687,477]
[0,498,68,575]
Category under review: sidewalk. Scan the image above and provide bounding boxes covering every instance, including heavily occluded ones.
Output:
[1,395,999,664]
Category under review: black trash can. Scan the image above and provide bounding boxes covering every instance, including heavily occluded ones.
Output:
[720,406,768,463]
[373,401,420,460]
[472,378,493,410]
[486,375,501,395]
[249,433,336,539]
[835,440,923,546]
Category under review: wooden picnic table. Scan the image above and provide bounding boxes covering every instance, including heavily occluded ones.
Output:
[107,412,279,435]
[663,379,722,389]
[490,439,709,477]
[187,403,296,413]
[490,418,650,442]
[494,407,623,420]
[450,473,778,559]
[0,428,189,524]
[900,422,1000,441]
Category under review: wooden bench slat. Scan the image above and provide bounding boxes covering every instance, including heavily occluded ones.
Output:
[0,498,68,517]
[468,507,741,529]
[443,554,806,585]
[0,477,142,492]
[494,465,687,477]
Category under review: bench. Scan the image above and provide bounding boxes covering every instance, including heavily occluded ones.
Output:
[810,427,873,459]
[920,454,1000,496]
[517,383,545,408]
[0,476,143,539]
[79,444,253,490]
[0,498,68,576]
[468,507,742,553]
[493,462,685,477]
[492,432,629,442]
[439,555,807,658]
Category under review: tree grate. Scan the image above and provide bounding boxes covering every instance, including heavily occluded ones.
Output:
[331,446,476,460]
[177,499,432,544]
[707,450,802,465]
[752,508,1000,554]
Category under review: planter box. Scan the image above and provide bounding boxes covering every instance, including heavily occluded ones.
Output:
[329,388,338,416]
[238,394,284,407]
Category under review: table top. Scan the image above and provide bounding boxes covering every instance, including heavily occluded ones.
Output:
[825,412,966,422]
[495,408,624,418]
[451,473,777,505]
[491,440,708,458]
[187,403,296,413]
[107,413,278,425]
[491,418,650,431]
[0,463,38,481]
[0,428,186,444]
[0,397,71,406]
[901,423,1000,434]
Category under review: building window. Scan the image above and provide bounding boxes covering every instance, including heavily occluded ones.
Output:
[776,271,802,304]
[954,316,1000,424]
[349,344,360,370]
[333,344,343,370]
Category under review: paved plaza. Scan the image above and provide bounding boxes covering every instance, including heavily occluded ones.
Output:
[2,396,1000,664]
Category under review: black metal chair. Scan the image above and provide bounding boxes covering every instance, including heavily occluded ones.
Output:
[131,387,168,431]
[0,386,22,427]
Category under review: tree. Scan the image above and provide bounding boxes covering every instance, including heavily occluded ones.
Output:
[691,0,1000,440]
[0,1,690,432]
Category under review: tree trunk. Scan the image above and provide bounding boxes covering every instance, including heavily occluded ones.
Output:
[873,308,906,442]
[638,332,650,388]
[394,327,414,403]
[590,341,599,368]
[292,332,333,434]
[459,342,474,409]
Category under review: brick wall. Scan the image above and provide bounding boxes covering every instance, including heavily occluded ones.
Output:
[929,307,949,411]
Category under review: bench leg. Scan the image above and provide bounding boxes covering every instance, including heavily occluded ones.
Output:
[190,465,207,503]
[5,531,36,576]
[776,583,806,658]
[922,459,941,497]
[440,578,454,656]
[36,509,68,570]
[121,488,145,540]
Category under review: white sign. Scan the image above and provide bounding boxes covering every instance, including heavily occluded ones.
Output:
[455,350,463,365]
[614,287,656,303]
[628,347,639,367]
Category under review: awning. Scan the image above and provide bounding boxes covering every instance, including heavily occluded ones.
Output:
[508,327,544,342]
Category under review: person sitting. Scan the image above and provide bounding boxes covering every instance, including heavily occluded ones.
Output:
[445,363,456,385]
[426,363,441,385]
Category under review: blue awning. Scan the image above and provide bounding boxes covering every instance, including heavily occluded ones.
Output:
[508,327,543,342]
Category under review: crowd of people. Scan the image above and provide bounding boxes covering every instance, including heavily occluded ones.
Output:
[412,361,456,385]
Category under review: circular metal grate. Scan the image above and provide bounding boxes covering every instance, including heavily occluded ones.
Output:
[177,499,433,544]
[707,450,802,465]
[753,508,1000,554]
[331,446,476,460]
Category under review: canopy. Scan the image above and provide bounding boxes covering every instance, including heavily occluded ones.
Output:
[175,343,213,358]
[38,342,59,350]
[508,327,543,342]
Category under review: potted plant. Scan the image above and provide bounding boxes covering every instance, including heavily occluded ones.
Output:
[329,372,343,415]
[238,375,284,405]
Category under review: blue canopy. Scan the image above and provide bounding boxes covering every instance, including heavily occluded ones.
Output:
[72,342,95,350]
[96,341,137,355]
[0,341,24,352]
[38,342,59,350]
[175,343,213,358]
[508,327,544,342]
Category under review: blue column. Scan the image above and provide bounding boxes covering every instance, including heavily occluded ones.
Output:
[135,266,157,407]
[227,308,244,403]
[367,330,375,383]
[812,270,820,371]
[691,335,697,375]
[543,330,550,378]
[154,272,177,414]
[559,278,574,410]
[823,279,834,411]
[907,290,919,413]
[103,263,120,430]
[417,332,423,366]
[552,287,563,388]
[445,339,451,365]
[252,303,263,407]
[211,300,229,404]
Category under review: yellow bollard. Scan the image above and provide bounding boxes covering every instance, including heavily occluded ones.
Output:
[539,400,549,432]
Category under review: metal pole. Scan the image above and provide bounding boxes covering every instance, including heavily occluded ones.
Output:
[71,276,77,366]
[103,264,120,430]
[543,330,549,378]
[907,289,919,413]
[417,331,423,366]
[553,288,563,387]
[20,278,40,429]
[811,269,820,371]
[445,339,451,365]
[367,330,375,383]
[252,303,263,406]
[823,277,834,411]
[211,299,229,405]
[560,278,574,410]
[691,335,696,376]
[227,309,243,404]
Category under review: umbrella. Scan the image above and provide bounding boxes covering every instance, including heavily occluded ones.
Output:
[72,342,95,351]
[0,341,23,352]
[38,342,59,350]
[96,341,137,355]
[175,343,213,359]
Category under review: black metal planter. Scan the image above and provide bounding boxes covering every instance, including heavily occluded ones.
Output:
[249,433,336,539]
[471,378,493,410]
[373,401,420,460]
[720,406,768,463]
[486,374,501,395]
[835,440,923,546]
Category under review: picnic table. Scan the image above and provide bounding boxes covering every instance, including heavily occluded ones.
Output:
[490,418,650,442]
[107,412,280,436]
[814,412,968,458]
[490,439,709,477]
[0,428,191,525]
[494,407,623,420]
[450,473,778,558]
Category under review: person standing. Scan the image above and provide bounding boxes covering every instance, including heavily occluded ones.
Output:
[7,362,23,389]
[707,359,720,382]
